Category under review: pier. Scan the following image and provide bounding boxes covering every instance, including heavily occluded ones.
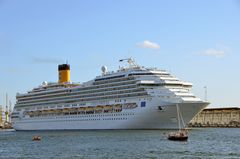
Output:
[189,107,240,128]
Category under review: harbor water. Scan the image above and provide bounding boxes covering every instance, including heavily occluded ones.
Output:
[0,128,240,159]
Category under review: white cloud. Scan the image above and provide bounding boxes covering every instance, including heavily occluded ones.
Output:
[202,48,225,58]
[137,40,160,49]
[199,44,231,58]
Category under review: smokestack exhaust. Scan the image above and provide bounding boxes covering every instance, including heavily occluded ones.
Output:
[58,64,70,83]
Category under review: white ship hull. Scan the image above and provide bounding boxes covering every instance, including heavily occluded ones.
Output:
[13,101,208,130]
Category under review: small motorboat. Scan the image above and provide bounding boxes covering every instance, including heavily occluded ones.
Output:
[168,129,188,141]
[32,136,41,141]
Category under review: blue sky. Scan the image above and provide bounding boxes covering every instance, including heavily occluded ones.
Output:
[0,0,240,109]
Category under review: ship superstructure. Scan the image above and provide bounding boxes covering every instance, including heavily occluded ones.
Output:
[12,58,209,130]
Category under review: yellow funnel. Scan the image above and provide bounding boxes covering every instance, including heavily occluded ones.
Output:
[58,64,70,83]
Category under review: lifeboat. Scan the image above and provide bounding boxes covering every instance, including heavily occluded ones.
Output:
[95,106,102,110]
[42,110,49,114]
[86,106,94,111]
[57,109,63,112]
[94,106,103,113]
[114,104,122,112]
[86,107,94,114]
[78,107,85,110]
[49,109,55,112]
[103,105,113,113]
[104,105,112,109]
[63,108,70,113]
[77,107,86,114]
[69,108,78,114]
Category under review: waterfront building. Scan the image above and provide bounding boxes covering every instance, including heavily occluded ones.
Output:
[0,106,2,126]
[189,107,240,127]
[0,106,6,127]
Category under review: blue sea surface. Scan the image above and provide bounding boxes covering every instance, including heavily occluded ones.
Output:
[0,128,240,159]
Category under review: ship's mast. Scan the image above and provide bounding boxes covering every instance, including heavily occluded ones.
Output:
[176,104,186,130]
[119,57,139,69]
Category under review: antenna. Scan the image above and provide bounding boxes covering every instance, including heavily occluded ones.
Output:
[204,86,208,101]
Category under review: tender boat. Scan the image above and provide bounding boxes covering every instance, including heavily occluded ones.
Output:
[32,136,41,141]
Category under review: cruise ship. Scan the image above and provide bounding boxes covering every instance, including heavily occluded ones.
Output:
[11,58,209,130]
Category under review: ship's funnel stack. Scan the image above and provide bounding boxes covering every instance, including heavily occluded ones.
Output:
[58,64,70,83]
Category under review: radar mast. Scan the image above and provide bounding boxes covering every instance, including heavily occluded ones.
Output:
[119,57,139,69]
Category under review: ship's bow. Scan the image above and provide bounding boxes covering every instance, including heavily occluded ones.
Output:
[177,101,210,126]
